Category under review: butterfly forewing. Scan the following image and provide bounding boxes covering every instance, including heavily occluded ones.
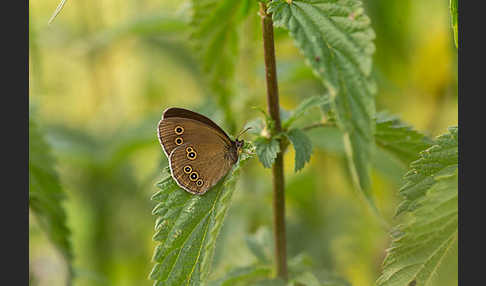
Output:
[158,117,231,157]
[162,107,230,139]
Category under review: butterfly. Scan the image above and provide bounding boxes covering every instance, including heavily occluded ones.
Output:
[157,107,248,195]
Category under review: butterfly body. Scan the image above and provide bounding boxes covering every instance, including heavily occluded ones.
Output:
[157,108,243,195]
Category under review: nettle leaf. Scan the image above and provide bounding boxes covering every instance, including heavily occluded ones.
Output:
[377,171,458,286]
[254,137,281,168]
[450,0,458,48]
[149,151,252,285]
[286,129,313,172]
[270,0,377,203]
[396,127,458,216]
[191,0,252,132]
[283,95,330,129]
[29,118,73,264]
[375,112,434,166]
[207,265,272,286]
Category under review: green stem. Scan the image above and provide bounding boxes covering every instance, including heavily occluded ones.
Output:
[259,2,288,281]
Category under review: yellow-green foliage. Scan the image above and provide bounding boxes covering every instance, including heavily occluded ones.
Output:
[29,0,457,285]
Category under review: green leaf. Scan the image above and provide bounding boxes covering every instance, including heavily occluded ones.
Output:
[289,272,322,286]
[375,111,434,166]
[254,137,281,168]
[207,265,272,286]
[191,0,251,132]
[29,117,73,268]
[377,171,458,286]
[283,95,330,129]
[286,253,351,286]
[450,0,458,48]
[286,129,313,172]
[396,127,458,216]
[149,151,252,285]
[270,0,377,203]
[287,252,315,276]
[289,271,351,286]
[245,227,273,264]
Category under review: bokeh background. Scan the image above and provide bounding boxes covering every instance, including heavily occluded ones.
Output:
[29,0,458,285]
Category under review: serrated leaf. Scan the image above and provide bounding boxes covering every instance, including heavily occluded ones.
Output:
[286,129,313,172]
[254,137,281,168]
[29,117,73,266]
[207,265,272,286]
[375,111,434,166]
[396,127,458,216]
[191,0,251,132]
[450,0,458,48]
[283,95,330,129]
[377,171,458,286]
[270,0,376,203]
[149,151,251,285]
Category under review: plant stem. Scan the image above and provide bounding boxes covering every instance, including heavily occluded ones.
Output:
[259,2,288,281]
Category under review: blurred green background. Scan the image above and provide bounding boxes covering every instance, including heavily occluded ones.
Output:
[29,0,457,286]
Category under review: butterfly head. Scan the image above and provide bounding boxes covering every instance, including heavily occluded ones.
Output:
[235,139,244,152]
[234,126,251,155]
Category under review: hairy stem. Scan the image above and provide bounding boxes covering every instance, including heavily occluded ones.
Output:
[259,2,288,280]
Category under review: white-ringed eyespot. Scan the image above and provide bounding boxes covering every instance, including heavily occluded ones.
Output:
[189,171,199,181]
[175,137,183,145]
[187,151,197,160]
[174,126,184,135]
[183,165,192,174]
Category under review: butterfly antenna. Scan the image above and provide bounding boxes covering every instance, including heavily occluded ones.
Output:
[236,126,252,139]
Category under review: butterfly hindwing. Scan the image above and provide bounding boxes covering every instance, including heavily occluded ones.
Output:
[169,142,233,194]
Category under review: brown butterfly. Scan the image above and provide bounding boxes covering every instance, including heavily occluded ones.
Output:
[157,107,247,195]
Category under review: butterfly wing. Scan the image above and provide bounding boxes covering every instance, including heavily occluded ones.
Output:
[158,108,231,157]
[169,142,234,194]
[158,109,236,194]
[162,107,230,138]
